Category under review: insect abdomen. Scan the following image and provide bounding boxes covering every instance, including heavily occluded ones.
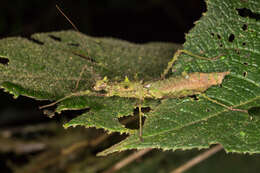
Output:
[147,72,230,99]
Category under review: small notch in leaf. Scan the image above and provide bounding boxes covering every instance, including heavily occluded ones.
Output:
[49,35,62,42]
[244,62,248,66]
[118,107,150,130]
[236,8,260,21]
[228,34,235,42]
[60,108,90,121]
[118,114,146,130]
[0,57,9,66]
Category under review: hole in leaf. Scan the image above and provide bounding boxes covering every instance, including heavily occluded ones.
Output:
[244,62,248,66]
[236,8,260,21]
[118,114,146,130]
[0,57,9,65]
[242,24,248,31]
[243,71,247,77]
[140,107,151,113]
[189,95,199,101]
[68,43,80,47]
[28,37,44,45]
[217,34,221,39]
[228,34,235,42]
[49,35,62,42]
[219,44,223,47]
[210,33,214,37]
[118,107,150,130]
[206,108,211,112]
[248,107,260,118]
[242,42,246,46]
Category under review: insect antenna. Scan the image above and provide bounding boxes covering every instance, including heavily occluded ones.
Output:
[55,4,92,59]
[55,4,101,90]
[56,5,80,32]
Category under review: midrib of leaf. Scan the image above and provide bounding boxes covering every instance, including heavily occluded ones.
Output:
[117,76,260,154]
[132,96,260,141]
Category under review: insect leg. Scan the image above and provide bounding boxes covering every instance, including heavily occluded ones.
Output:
[200,94,248,113]
[161,49,223,79]
[74,65,88,91]
[39,90,97,109]
[138,102,144,142]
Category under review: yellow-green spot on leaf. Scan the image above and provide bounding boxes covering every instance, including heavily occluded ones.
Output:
[240,131,246,138]
[220,56,226,60]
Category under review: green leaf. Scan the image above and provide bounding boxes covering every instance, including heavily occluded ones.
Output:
[62,96,137,134]
[0,31,178,100]
[99,0,260,155]
[1,0,259,156]
[0,31,178,133]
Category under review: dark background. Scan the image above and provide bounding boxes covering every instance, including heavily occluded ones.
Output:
[0,0,206,42]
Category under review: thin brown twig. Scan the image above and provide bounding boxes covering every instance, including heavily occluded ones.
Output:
[102,148,152,173]
[171,144,223,173]
[19,133,110,173]
[61,140,89,155]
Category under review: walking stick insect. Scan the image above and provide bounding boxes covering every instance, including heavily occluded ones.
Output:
[40,5,248,141]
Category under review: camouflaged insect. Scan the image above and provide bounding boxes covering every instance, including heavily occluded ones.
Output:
[93,72,230,99]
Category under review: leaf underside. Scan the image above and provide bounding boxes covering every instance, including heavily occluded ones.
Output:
[0,0,260,155]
